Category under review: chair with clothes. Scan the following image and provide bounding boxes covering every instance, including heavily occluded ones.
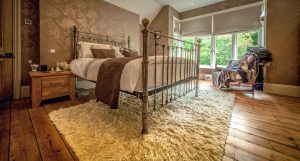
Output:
[212,47,272,92]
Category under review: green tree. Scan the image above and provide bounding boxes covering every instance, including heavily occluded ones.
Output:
[199,37,211,65]
[216,34,232,66]
[237,31,258,58]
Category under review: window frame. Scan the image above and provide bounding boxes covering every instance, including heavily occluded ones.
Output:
[179,29,263,68]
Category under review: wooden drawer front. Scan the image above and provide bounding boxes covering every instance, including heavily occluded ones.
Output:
[42,85,69,98]
[42,76,69,88]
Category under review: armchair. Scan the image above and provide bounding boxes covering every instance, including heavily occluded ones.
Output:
[212,53,259,91]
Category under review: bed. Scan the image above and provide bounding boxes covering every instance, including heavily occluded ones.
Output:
[71,18,201,134]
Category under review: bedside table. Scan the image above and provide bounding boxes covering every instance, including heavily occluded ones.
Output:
[29,71,75,108]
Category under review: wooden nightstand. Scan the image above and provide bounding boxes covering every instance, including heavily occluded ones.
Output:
[29,71,75,108]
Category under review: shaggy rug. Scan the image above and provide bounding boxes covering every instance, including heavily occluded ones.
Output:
[49,89,235,161]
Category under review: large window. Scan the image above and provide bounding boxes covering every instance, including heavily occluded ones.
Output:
[181,30,262,68]
[216,34,232,67]
[237,31,259,58]
[199,36,211,66]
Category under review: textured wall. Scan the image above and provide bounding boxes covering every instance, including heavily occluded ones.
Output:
[180,0,261,19]
[40,0,139,67]
[148,6,170,56]
[266,0,300,86]
[21,0,39,86]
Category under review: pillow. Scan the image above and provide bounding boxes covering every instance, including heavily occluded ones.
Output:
[77,41,111,58]
[110,45,124,58]
[91,44,111,50]
[123,49,138,57]
[91,49,116,58]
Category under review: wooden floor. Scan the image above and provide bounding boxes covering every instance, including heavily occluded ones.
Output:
[0,82,300,161]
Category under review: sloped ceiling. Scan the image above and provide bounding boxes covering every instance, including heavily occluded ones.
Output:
[104,0,162,23]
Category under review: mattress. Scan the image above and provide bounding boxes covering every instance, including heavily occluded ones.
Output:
[70,56,195,93]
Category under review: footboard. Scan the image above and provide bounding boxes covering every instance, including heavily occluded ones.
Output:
[141,18,201,134]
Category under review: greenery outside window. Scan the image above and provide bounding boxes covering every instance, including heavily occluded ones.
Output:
[180,29,262,68]
[216,34,232,67]
[199,36,211,66]
[237,31,259,58]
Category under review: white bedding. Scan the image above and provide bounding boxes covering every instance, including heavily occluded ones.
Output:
[70,56,195,93]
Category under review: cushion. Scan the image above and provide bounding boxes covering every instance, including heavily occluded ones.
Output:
[91,44,111,50]
[78,42,111,58]
[123,50,138,57]
[91,49,116,58]
[110,45,124,58]
[120,48,138,57]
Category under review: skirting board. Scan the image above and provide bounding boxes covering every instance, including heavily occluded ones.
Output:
[264,83,300,97]
[20,85,30,98]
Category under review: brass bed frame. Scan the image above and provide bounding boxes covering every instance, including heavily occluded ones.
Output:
[73,18,201,134]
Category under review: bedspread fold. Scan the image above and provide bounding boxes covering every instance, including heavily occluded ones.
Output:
[95,57,140,109]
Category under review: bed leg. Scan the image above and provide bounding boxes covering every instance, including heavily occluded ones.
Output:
[195,39,201,97]
[142,93,149,134]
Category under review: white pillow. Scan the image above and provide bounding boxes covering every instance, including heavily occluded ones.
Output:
[90,44,111,49]
[77,42,111,58]
[110,45,124,58]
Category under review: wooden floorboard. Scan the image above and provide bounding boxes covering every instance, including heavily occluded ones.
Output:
[224,144,268,161]
[9,99,42,161]
[229,128,300,159]
[1,81,300,161]
[28,105,74,161]
[0,101,11,161]
[226,135,298,161]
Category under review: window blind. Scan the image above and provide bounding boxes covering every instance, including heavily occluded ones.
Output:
[180,16,212,36]
[213,5,262,34]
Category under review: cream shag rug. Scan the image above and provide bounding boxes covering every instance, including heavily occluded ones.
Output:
[49,89,235,161]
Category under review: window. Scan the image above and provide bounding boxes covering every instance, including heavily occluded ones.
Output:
[178,30,262,68]
[199,36,211,66]
[216,34,232,67]
[237,31,259,58]
[182,37,194,50]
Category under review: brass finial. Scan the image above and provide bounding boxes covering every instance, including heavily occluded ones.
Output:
[142,18,150,28]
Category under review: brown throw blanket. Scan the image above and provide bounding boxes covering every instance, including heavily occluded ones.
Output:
[95,57,140,109]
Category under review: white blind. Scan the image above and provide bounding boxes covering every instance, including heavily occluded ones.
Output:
[213,5,262,34]
[180,16,212,36]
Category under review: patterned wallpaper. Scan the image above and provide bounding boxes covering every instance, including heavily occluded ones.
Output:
[40,0,140,67]
[21,0,40,85]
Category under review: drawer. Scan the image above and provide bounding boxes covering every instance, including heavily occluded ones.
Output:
[42,85,70,99]
[42,76,70,88]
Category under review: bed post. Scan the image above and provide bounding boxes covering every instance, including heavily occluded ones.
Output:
[141,18,150,134]
[195,39,201,97]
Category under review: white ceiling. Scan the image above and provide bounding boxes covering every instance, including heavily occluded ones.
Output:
[153,0,225,12]
[104,0,224,22]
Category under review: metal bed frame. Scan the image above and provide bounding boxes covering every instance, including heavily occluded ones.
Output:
[73,18,201,134]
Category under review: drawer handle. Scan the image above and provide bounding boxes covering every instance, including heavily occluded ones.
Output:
[49,82,61,86]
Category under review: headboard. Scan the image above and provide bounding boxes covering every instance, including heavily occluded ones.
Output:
[73,26,130,59]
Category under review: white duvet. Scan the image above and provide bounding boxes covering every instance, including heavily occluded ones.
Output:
[70,56,194,93]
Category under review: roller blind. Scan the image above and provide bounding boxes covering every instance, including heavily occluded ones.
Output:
[213,5,262,34]
[180,16,212,36]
